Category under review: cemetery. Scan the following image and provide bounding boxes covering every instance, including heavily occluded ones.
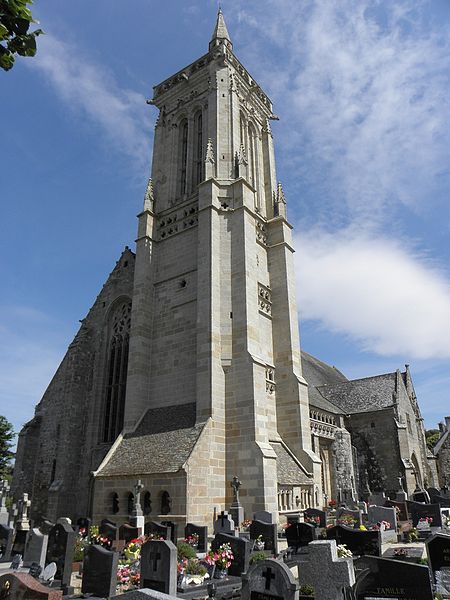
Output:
[1,476,450,599]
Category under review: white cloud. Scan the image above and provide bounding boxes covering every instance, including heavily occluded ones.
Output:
[31,35,152,169]
[295,229,450,359]
[234,0,450,225]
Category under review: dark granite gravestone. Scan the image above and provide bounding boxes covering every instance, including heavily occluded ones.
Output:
[285,522,317,552]
[45,522,76,591]
[76,517,91,536]
[412,490,431,504]
[241,558,298,600]
[211,532,251,577]
[161,520,178,545]
[99,518,118,543]
[0,524,13,562]
[249,520,278,554]
[81,543,119,598]
[432,495,450,508]
[382,546,424,563]
[354,556,433,599]
[326,525,381,557]
[213,511,236,535]
[39,519,55,535]
[23,527,48,568]
[385,499,408,521]
[140,539,177,596]
[0,572,63,599]
[410,502,442,528]
[367,505,397,531]
[336,508,363,527]
[426,533,450,578]
[253,511,275,524]
[185,523,208,553]
[427,488,441,502]
[11,529,28,556]
[144,521,171,540]
[304,507,327,528]
[119,523,140,544]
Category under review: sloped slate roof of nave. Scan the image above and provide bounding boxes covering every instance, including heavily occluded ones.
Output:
[301,351,347,415]
[96,403,205,477]
[318,372,397,415]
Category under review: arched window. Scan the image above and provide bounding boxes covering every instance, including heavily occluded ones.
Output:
[111,492,119,514]
[102,300,131,443]
[160,491,171,515]
[248,123,257,190]
[143,491,152,516]
[179,120,188,196]
[127,492,134,515]
[193,112,203,188]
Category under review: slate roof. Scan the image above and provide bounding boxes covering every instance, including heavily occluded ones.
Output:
[318,373,397,414]
[96,403,205,477]
[301,351,347,415]
[270,442,312,485]
[434,430,449,455]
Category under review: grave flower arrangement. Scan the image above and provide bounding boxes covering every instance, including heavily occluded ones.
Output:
[117,563,140,592]
[371,520,391,531]
[337,514,357,528]
[418,517,433,526]
[205,542,234,571]
[336,544,353,558]
[304,515,321,527]
[406,527,419,543]
[184,533,199,548]
[124,537,143,561]
[90,525,112,549]
[73,531,89,562]
[241,519,253,531]
[253,534,265,551]
[328,499,337,509]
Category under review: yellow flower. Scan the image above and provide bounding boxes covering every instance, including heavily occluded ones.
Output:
[359,525,367,531]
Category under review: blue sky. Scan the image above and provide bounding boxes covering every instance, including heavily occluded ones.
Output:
[2,0,450,437]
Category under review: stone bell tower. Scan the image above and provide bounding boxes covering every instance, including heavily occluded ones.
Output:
[93,9,320,524]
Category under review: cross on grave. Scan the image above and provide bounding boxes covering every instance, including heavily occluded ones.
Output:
[262,566,275,590]
[296,540,355,600]
[220,511,228,526]
[16,492,31,530]
[149,549,161,571]
[0,481,9,509]
[231,476,242,503]
[134,479,144,506]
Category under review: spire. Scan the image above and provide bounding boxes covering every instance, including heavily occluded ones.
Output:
[274,182,287,217]
[209,8,232,51]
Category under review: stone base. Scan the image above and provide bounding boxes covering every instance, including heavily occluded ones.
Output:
[229,504,244,529]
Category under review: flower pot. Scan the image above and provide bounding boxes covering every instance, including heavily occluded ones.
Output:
[214,568,228,579]
[72,561,82,574]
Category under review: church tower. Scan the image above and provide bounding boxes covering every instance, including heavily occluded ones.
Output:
[92,10,320,522]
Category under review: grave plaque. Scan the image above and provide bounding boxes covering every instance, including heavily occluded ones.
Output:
[185,523,208,553]
[241,558,298,600]
[140,539,177,596]
[410,502,442,528]
[285,522,317,552]
[249,520,278,554]
[45,522,76,589]
[82,543,119,598]
[23,527,48,568]
[0,572,63,599]
[326,525,381,557]
[211,532,251,576]
[304,507,327,528]
[354,555,433,599]
[0,524,13,562]
[144,521,171,540]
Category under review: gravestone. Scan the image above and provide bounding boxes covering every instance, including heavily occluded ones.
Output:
[161,520,178,545]
[140,539,177,596]
[0,480,10,525]
[410,502,442,528]
[249,520,278,554]
[45,521,76,591]
[76,517,91,536]
[39,519,55,535]
[11,529,29,557]
[11,554,23,570]
[0,523,13,562]
[82,543,119,598]
[336,508,363,527]
[56,517,72,527]
[185,523,208,553]
[426,532,450,580]
[131,479,145,534]
[99,518,118,542]
[326,525,380,557]
[253,511,275,524]
[115,591,179,599]
[369,492,386,506]
[145,521,171,540]
[23,528,48,568]
[367,505,397,531]
[119,522,140,544]
[432,495,450,508]
[241,558,298,600]
[296,540,355,600]
[211,532,251,576]
[285,522,317,552]
[304,507,326,528]
[41,562,57,583]
[354,555,433,599]
[16,492,31,531]
[229,476,244,527]
[0,572,63,599]
[382,546,423,563]
[213,511,235,535]
[385,499,408,521]
[412,489,431,504]
[28,561,43,578]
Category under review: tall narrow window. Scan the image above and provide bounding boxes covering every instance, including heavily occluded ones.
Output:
[102,300,131,443]
[194,112,203,187]
[248,124,257,190]
[180,120,188,196]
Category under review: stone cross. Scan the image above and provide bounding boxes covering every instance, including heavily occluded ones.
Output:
[16,493,31,530]
[9,502,18,528]
[231,476,241,503]
[296,540,355,600]
[133,479,144,512]
[131,480,145,534]
[0,480,9,525]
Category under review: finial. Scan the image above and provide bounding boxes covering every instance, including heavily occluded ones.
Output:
[209,7,232,51]
[143,178,154,212]
[274,182,287,217]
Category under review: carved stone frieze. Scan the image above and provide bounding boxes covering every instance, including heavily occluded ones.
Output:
[157,203,199,240]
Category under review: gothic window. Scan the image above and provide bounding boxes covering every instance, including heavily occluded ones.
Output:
[248,123,257,190]
[127,492,134,515]
[179,120,188,196]
[143,491,152,515]
[160,491,171,515]
[111,492,119,514]
[102,300,131,443]
[193,111,203,188]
